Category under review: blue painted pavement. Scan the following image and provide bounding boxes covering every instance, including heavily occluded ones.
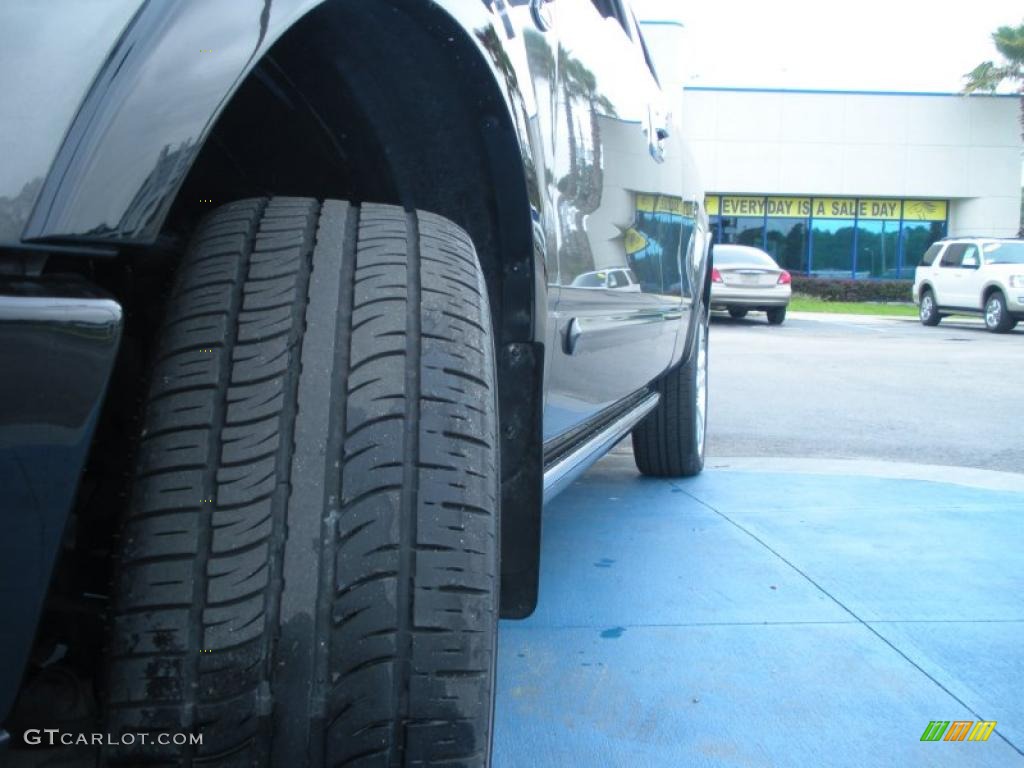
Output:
[493,452,1024,767]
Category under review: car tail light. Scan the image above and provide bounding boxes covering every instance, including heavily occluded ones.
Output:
[777,270,791,285]
[712,267,723,283]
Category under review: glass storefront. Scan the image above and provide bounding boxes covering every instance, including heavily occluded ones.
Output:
[901,221,948,274]
[856,220,900,278]
[706,195,948,279]
[719,216,764,247]
[765,218,808,274]
[810,219,854,276]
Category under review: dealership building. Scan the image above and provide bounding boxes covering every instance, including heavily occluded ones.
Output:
[678,87,1023,279]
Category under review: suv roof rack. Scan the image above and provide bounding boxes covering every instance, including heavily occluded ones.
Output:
[938,235,1020,241]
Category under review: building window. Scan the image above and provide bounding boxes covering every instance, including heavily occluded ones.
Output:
[706,194,948,279]
[901,221,947,274]
[766,218,808,274]
[810,219,855,277]
[856,220,900,278]
[719,216,764,247]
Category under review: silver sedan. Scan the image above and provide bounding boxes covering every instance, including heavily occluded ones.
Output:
[710,244,792,325]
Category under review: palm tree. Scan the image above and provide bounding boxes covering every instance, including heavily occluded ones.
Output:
[963,23,1024,130]
[964,22,1024,235]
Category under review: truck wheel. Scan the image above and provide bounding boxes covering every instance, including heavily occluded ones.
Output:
[631,309,708,477]
[984,290,1015,333]
[919,289,940,326]
[105,198,499,767]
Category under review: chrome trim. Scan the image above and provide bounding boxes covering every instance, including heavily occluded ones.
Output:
[542,393,660,504]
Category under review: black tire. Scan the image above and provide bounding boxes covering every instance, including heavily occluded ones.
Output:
[984,290,1015,333]
[727,307,747,319]
[104,198,499,767]
[766,306,786,325]
[919,288,940,326]
[631,310,708,477]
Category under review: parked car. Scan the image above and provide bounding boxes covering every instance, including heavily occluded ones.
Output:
[571,267,643,291]
[0,1,710,765]
[913,238,1024,332]
[710,244,792,324]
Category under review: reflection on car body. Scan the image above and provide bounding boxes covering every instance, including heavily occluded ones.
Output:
[572,267,642,291]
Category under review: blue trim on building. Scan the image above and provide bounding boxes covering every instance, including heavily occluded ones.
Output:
[684,85,1019,99]
[638,20,685,28]
[851,204,859,279]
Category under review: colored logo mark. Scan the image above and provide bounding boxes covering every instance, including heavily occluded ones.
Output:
[920,720,997,742]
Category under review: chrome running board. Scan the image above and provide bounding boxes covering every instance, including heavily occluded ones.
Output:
[542,392,660,504]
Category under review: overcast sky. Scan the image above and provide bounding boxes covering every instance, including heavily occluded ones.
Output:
[632,0,1022,93]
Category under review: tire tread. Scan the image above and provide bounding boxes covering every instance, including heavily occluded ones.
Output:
[106,199,497,767]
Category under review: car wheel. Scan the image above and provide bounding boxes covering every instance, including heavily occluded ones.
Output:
[105,199,499,767]
[766,307,786,325]
[632,308,708,477]
[984,291,1015,333]
[919,289,940,326]
[727,307,748,319]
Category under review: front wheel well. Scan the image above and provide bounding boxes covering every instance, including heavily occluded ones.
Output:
[161,0,545,616]
[166,0,538,346]
[983,285,1005,304]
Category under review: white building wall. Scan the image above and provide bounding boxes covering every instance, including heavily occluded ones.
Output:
[679,88,1022,237]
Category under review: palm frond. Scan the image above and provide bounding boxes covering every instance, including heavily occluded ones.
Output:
[963,61,1002,93]
[992,23,1024,65]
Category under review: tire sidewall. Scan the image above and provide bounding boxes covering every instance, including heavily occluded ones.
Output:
[985,292,1007,332]
[688,309,709,470]
[920,290,936,325]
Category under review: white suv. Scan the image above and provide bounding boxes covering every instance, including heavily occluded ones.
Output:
[913,238,1024,333]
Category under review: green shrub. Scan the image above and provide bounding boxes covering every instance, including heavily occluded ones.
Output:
[791,275,913,303]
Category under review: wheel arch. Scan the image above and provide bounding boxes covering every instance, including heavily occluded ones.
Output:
[982,283,1006,305]
[30,0,547,617]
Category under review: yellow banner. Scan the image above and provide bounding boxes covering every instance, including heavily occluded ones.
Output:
[812,198,859,219]
[655,195,684,216]
[706,195,948,222]
[721,196,765,217]
[857,199,901,220]
[902,199,947,221]
[624,227,648,255]
[765,197,811,218]
[636,194,696,219]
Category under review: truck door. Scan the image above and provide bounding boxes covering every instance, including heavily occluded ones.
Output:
[935,243,968,307]
[543,0,696,440]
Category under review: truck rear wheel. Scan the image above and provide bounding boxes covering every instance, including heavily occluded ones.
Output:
[105,198,499,767]
[631,309,709,477]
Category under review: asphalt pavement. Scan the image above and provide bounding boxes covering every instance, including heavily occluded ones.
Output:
[705,311,1024,473]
